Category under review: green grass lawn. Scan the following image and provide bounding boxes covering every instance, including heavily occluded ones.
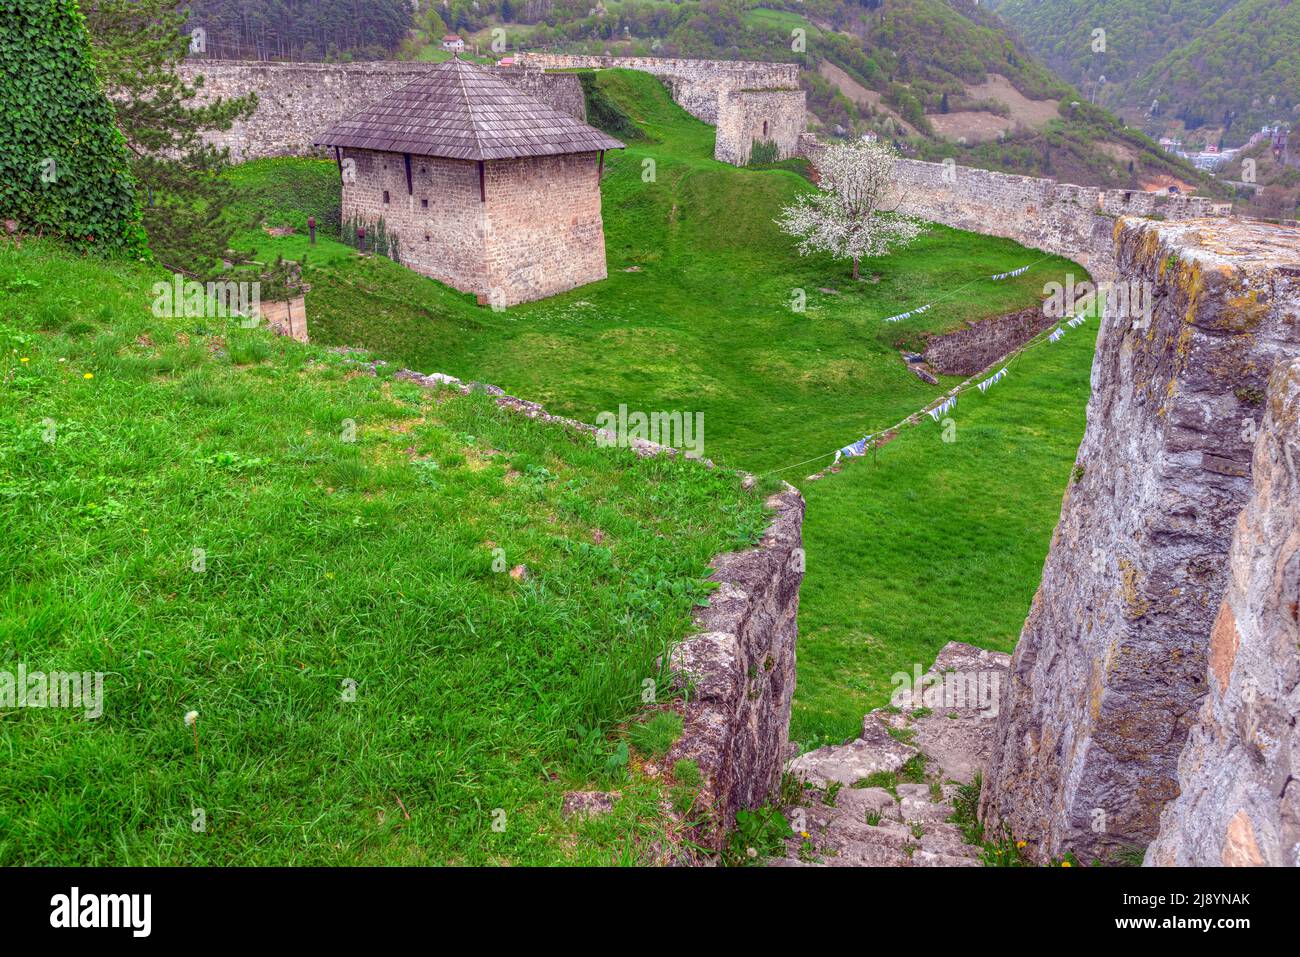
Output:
[227,68,1099,754]
[792,313,1098,747]
[742,7,818,33]
[0,240,770,865]
[1,69,1099,864]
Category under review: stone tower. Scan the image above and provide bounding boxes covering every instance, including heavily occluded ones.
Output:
[316,58,623,307]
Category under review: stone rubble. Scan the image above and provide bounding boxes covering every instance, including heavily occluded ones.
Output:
[771,642,1010,867]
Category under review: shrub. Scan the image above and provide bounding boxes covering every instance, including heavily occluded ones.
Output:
[747,139,780,166]
[0,0,146,256]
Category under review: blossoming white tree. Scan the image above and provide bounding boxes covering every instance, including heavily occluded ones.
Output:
[776,137,924,280]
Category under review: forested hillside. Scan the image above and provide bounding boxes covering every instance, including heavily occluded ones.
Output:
[175,0,1208,189]
[440,0,1204,189]
[185,0,412,60]
[989,0,1300,146]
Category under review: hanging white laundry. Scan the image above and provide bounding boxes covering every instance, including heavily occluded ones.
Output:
[930,395,957,420]
[977,367,1009,393]
[833,434,874,463]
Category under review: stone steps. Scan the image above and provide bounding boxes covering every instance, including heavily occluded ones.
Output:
[771,641,1010,868]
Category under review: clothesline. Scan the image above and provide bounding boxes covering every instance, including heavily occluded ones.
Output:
[992,265,1032,281]
[882,257,1048,323]
[757,301,1093,480]
[832,314,1081,464]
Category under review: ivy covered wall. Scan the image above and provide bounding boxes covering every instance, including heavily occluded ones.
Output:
[0,0,147,256]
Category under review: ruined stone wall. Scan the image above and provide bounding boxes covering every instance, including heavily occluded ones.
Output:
[980,217,1300,864]
[799,135,1230,280]
[714,90,806,166]
[1146,357,1300,867]
[668,486,805,849]
[510,52,800,124]
[339,146,607,306]
[178,59,586,162]
[376,361,806,852]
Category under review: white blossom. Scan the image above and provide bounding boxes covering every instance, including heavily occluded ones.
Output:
[776,138,925,279]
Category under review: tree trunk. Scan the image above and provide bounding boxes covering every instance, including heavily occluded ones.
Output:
[852,256,860,280]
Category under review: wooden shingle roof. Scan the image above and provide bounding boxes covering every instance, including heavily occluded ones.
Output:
[315,57,624,161]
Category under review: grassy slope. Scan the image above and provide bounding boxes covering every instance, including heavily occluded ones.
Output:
[792,310,1098,746]
[0,240,769,865]
[235,70,1077,479]
[231,71,1097,754]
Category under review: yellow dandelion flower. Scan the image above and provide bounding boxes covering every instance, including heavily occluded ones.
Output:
[1016,840,1027,849]
[1061,860,1072,867]
[83,372,94,379]
[20,357,29,363]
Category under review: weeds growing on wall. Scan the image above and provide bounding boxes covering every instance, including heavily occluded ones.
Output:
[342,213,400,262]
[747,139,780,166]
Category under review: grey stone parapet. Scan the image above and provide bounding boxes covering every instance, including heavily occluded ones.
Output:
[978,217,1300,864]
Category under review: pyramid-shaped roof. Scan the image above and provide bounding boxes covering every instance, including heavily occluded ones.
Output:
[315,58,624,162]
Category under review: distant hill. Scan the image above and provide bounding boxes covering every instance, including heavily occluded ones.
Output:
[390,0,1207,190]
[988,0,1300,147]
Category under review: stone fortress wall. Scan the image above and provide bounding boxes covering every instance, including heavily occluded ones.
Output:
[509,52,802,123]
[177,59,587,162]
[979,217,1300,865]
[800,134,1230,279]
[180,54,805,168]
[1146,356,1300,867]
[508,52,805,165]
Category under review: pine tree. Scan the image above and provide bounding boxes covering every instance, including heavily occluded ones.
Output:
[82,0,256,276]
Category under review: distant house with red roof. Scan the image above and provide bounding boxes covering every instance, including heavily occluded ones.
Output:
[442,34,464,52]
